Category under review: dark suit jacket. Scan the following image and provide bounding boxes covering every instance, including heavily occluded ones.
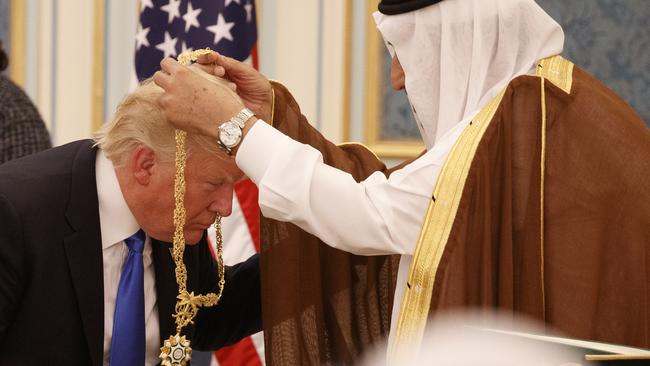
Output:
[0,140,261,365]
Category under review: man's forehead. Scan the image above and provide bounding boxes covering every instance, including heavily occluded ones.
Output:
[188,150,242,179]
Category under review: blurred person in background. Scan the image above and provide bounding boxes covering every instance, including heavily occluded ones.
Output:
[0,41,51,163]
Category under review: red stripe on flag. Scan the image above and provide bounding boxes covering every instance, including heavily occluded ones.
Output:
[251,44,259,70]
[214,336,263,366]
[234,179,260,253]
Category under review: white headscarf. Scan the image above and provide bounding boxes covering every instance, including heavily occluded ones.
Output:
[374,0,565,149]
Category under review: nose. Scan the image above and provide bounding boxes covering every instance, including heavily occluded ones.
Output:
[207,185,234,217]
[390,55,405,91]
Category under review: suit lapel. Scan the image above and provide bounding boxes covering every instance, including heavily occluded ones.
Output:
[153,239,178,344]
[62,141,104,366]
[153,238,204,344]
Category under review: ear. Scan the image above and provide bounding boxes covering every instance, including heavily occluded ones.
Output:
[130,145,157,186]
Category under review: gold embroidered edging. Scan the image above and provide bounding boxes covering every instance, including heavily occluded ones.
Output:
[537,55,573,94]
[270,87,276,123]
[388,55,575,363]
[585,354,650,361]
[388,88,508,363]
[534,54,573,322]
[269,80,281,124]
[539,76,547,321]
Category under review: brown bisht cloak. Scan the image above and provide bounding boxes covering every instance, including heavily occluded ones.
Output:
[260,81,403,365]
[391,56,650,356]
[260,56,649,365]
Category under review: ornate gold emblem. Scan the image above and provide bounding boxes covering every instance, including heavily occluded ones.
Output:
[160,48,226,365]
[160,333,192,366]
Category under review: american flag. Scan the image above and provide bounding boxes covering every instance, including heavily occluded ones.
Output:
[135,0,258,80]
[133,1,264,365]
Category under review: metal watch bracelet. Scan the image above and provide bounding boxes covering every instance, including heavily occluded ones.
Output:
[217,108,255,154]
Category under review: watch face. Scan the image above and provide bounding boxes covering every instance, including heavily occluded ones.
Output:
[219,121,242,148]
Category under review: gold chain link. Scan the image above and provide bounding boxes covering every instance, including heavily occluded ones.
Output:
[171,49,225,334]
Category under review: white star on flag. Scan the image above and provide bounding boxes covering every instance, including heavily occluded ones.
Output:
[155,31,178,58]
[160,0,182,24]
[182,2,202,32]
[224,0,241,6]
[140,0,153,12]
[135,24,150,50]
[244,1,253,23]
[207,13,235,45]
[181,41,193,53]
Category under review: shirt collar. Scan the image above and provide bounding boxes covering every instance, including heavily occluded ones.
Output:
[96,149,141,249]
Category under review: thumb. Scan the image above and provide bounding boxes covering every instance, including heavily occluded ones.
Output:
[215,54,250,75]
[196,51,219,65]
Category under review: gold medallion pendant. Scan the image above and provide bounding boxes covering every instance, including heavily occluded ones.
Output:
[160,333,192,366]
[159,48,226,366]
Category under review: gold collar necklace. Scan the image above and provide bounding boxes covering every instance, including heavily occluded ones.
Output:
[159,49,226,366]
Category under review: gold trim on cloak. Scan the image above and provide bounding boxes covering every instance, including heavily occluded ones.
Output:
[538,55,574,94]
[534,55,573,323]
[387,55,574,363]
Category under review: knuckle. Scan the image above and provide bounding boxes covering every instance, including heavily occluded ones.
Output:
[159,95,171,108]
[177,67,190,78]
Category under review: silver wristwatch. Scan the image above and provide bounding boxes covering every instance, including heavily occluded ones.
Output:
[217,108,255,154]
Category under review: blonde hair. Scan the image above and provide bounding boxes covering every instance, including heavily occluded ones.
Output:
[94,67,222,166]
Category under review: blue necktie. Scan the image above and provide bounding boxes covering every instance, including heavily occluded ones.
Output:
[110,230,146,366]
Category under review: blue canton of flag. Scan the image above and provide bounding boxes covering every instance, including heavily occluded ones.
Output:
[135,0,257,81]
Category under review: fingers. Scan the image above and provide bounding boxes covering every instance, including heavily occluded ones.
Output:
[152,70,171,90]
[213,65,226,77]
[213,54,246,74]
[199,51,239,76]
[197,51,219,65]
[218,55,235,69]
[196,63,226,77]
[159,57,184,75]
[196,63,214,74]
[195,51,249,77]
[156,57,195,90]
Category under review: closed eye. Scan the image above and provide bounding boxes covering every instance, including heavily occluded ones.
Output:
[203,181,225,190]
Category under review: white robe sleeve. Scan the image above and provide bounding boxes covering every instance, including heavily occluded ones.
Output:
[235,121,464,256]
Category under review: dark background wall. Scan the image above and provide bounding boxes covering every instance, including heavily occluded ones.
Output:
[537,0,649,126]
[381,0,650,142]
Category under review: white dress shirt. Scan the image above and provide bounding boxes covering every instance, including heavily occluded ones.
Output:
[96,150,160,366]
[236,120,466,338]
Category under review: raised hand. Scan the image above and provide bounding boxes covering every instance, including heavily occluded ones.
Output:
[153,57,245,138]
[196,52,273,123]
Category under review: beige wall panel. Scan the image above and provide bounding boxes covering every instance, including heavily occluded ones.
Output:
[9,0,26,87]
[36,0,53,131]
[53,0,94,145]
[270,0,319,124]
[318,0,347,143]
[104,2,138,124]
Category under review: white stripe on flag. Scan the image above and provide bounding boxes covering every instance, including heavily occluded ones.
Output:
[208,195,257,265]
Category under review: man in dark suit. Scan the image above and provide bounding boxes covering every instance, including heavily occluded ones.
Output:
[0,74,261,365]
